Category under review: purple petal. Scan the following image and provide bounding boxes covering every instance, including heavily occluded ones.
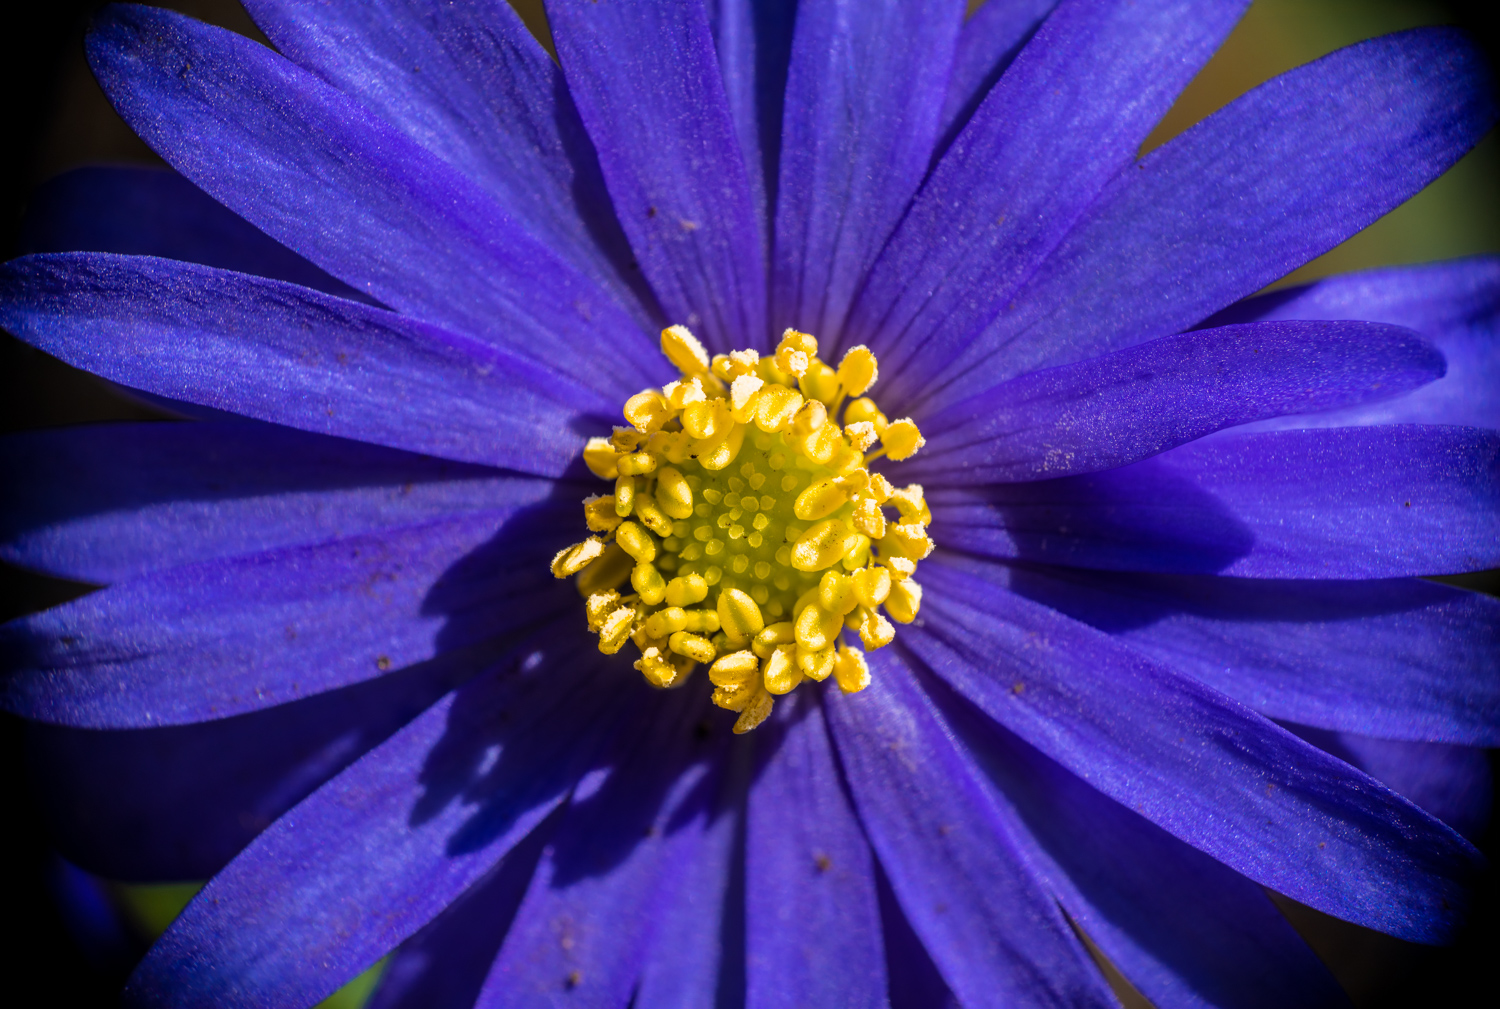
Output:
[545,0,766,353]
[367,823,551,1009]
[911,320,1443,484]
[25,649,471,881]
[1,421,529,583]
[240,0,655,328]
[18,166,362,300]
[943,691,1347,1009]
[910,560,1482,942]
[1286,725,1493,844]
[3,507,575,727]
[928,425,1500,578]
[875,866,960,1009]
[475,682,727,1008]
[123,638,638,1009]
[0,254,611,476]
[87,4,659,393]
[851,0,1246,396]
[1208,256,1500,431]
[772,0,965,341]
[974,561,1500,745]
[824,670,1117,1008]
[909,27,1497,409]
[747,690,885,1008]
[937,0,1058,148]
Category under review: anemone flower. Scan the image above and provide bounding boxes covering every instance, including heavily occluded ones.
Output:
[3,0,1499,1006]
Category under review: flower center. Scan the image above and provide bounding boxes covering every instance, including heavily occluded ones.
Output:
[552,326,931,733]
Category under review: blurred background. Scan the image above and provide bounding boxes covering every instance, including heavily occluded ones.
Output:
[1,1,1495,1005]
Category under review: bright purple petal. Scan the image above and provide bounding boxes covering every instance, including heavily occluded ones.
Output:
[875,867,960,1009]
[824,668,1117,1008]
[0,254,611,476]
[852,0,1246,392]
[25,649,470,881]
[18,166,362,300]
[937,0,1058,147]
[977,561,1500,745]
[910,320,1442,484]
[87,4,659,393]
[928,425,1500,577]
[0,421,529,583]
[475,683,727,1007]
[240,0,655,328]
[910,561,1482,942]
[3,506,574,727]
[545,0,766,352]
[366,823,551,1009]
[1208,256,1500,431]
[942,691,1348,1009]
[123,638,638,1009]
[747,690,885,1008]
[771,0,964,341]
[908,27,1497,409]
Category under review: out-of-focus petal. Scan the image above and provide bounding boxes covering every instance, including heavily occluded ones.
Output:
[545,0,766,353]
[912,320,1442,484]
[928,425,1500,578]
[937,0,1058,147]
[0,254,611,476]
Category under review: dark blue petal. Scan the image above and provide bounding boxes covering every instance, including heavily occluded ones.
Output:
[747,690,885,1008]
[123,637,638,1009]
[911,320,1442,484]
[545,0,766,353]
[772,0,964,341]
[910,561,1482,942]
[908,27,1497,409]
[87,4,660,394]
[0,254,612,476]
[475,681,728,1007]
[1207,256,1500,431]
[966,560,1500,745]
[824,667,1117,1008]
[18,166,362,300]
[3,503,576,727]
[938,683,1348,1009]
[937,0,1058,148]
[240,0,656,330]
[852,0,1246,398]
[928,425,1500,578]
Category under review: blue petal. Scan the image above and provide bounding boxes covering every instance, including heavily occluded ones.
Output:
[3,505,575,727]
[475,682,728,1008]
[941,688,1348,1009]
[123,638,639,1009]
[937,0,1058,148]
[851,0,1246,397]
[545,0,766,353]
[25,647,473,881]
[1,421,532,583]
[87,4,659,392]
[928,425,1500,578]
[18,166,362,300]
[746,690,885,1008]
[910,320,1442,484]
[1207,256,1500,431]
[906,27,1497,409]
[240,0,656,329]
[875,866,959,1009]
[824,669,1117,1008]
[966,560,1500,745]
[367,823,552,1009]
[0,254,612,476]
[772,0,964,342]
[910,561,1482,942]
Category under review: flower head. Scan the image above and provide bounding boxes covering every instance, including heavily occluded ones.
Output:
[2,1,1498,1007]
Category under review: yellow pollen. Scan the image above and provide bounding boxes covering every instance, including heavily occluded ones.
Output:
[555,327,930,732]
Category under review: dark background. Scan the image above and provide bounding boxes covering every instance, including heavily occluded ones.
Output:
[2,2,1496,1005]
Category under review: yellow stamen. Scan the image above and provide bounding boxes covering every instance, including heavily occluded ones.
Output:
[554,326,932,729]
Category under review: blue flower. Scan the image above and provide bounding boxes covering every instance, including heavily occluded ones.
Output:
[3,1,1498,1006]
